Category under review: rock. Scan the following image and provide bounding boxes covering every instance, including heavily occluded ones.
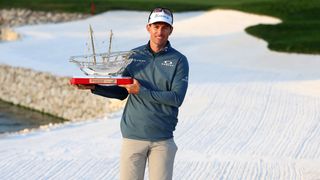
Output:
[0,27,20,41]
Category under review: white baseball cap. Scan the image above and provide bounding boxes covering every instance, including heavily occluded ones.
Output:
[148,7,173,26]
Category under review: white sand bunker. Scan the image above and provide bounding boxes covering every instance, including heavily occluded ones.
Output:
[174,9,281,37]
[0,9,319,179]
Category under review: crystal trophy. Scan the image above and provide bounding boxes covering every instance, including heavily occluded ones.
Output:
[69,26,133,85]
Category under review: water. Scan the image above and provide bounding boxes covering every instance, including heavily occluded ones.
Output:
[0,100,67,134]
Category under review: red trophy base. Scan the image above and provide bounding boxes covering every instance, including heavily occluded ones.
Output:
[70,76,133,85]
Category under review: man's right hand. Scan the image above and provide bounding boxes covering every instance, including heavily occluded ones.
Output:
[74,84,95,90]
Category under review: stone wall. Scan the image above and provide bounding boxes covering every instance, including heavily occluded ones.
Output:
[0,64,125,121]
[0,8,89,27]
[0,8,89,41]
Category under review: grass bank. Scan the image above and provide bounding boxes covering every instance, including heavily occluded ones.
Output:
[0,0,319,54]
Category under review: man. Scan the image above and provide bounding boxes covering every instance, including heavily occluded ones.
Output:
[77,7,189,180]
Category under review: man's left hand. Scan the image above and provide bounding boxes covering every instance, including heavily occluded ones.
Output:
[119,78,140,94]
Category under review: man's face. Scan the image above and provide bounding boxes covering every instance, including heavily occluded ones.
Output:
[147,22,173,48]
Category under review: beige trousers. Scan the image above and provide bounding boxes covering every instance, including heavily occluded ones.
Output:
[120,138,178,180]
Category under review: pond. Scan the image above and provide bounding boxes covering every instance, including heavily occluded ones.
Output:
[0,100,67,134]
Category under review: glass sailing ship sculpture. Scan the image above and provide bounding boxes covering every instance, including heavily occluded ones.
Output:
[69,25,133,85]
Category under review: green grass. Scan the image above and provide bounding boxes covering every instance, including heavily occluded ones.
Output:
[229,1,320,54]
[0,0,319,54]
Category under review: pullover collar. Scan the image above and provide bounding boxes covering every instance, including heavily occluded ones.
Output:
[145,41,171,56]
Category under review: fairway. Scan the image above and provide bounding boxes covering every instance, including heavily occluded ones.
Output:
[0,0,319,54]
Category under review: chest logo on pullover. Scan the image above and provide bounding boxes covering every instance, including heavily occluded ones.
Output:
[161,60,175,67]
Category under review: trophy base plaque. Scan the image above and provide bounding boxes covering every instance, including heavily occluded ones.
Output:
[70,76,133,85]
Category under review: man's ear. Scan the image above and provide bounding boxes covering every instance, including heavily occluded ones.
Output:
[169,26,173,35]
[146,24,151,32]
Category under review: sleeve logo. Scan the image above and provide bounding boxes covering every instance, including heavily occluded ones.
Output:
[182,76,188,82]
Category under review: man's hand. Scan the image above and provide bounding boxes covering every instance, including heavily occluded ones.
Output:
[74,84,95,90]
[119,79,140,94]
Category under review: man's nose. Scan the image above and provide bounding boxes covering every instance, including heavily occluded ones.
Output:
[157,28,165,35]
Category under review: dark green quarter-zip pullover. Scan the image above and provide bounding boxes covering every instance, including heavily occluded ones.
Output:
[92,41,189,141]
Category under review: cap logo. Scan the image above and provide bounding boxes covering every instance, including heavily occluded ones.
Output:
[156,14,169,19]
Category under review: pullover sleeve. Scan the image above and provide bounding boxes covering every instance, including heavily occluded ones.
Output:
[138,56,189,107]
[91,65,131,100]
[91,85,128,100]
